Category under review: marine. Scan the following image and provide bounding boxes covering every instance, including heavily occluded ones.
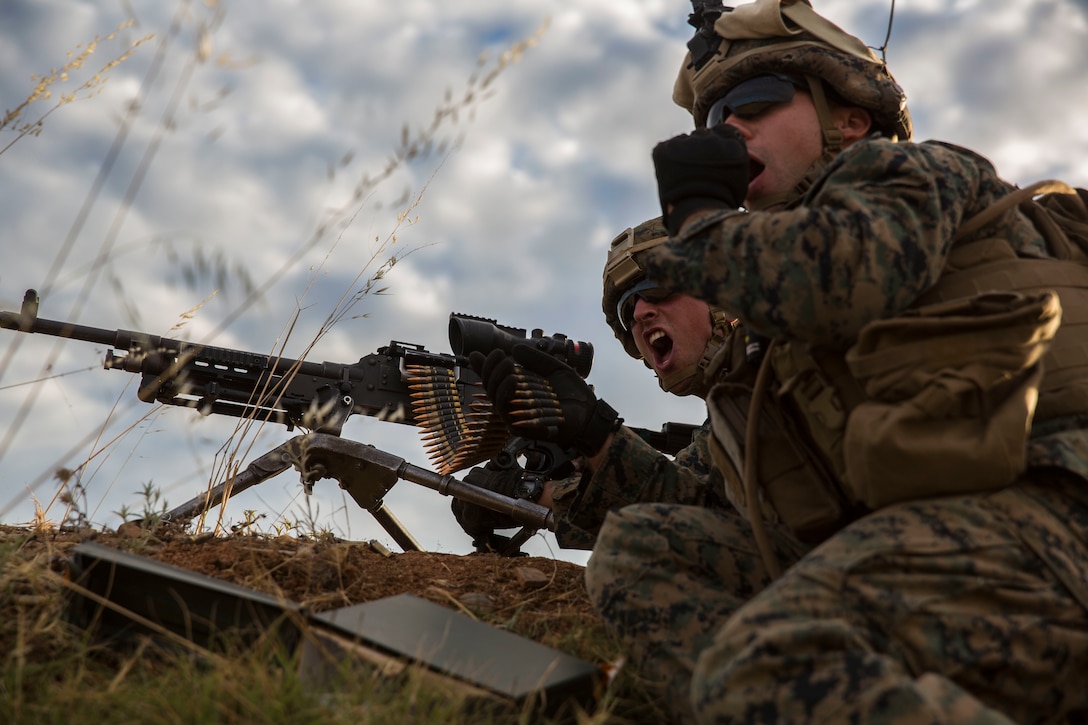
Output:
[582,0,1088,722]
[453,217,741,551]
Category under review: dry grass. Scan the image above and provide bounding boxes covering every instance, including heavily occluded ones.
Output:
[0,524,665,723]
[0,6,671,722]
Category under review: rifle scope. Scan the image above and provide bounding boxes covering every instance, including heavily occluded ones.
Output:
[448,313,593,379]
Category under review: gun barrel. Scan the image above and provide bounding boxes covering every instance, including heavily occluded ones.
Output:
[0,296,329,380]
[0,289,124,346]
[0,310,133,349]
[349,439,557,532]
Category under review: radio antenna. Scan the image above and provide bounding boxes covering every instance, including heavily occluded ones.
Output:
[871,0,897,64]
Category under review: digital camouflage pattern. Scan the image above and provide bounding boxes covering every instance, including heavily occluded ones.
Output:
[585,136,1088,723]
[586,503,811,718]
[550,423,733,550]
[642,137,1049,347]
[553,225,741,550]
[588,472,1088,723]
[640,136,1088,477]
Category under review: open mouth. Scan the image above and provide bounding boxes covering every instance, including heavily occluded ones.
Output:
[748,157,765,183]
[648,329,674,369]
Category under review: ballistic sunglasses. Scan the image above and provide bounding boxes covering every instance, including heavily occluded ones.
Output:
[706,73,807,128]
[617,279,673,331]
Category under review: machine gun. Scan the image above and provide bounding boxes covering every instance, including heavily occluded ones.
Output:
[0,289,696,554]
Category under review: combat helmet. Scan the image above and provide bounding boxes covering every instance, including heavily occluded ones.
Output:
[676,0,912,208]
[602,217,733,397]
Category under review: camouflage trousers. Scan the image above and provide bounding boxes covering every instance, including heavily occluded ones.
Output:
[585,474,1088,724]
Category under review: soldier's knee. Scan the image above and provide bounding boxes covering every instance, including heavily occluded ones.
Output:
[585,504,672,614]
[586,507,643,605]
[689,634,745,722]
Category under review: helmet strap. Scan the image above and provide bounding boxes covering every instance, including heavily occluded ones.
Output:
[745,75,843,212]
[805,74,845,154]
[658,365,698,395]
[657,307,735,397]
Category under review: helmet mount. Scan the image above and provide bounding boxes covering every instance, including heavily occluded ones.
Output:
[687,2,730,71]
[676,0,911,143]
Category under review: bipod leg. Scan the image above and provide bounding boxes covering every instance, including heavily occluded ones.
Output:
[500,526,538,556]
[292,434,422,552]
[365,502,422,552]
[157,437,303,526]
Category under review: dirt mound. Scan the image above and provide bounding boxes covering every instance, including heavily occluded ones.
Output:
[4,524,600,649]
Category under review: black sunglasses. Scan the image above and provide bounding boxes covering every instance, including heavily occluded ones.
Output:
[617,280,673,331]
[706,73,807,127]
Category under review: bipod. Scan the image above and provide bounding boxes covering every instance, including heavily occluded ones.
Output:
[157,433,556,552]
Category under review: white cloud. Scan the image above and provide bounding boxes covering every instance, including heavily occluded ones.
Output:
[1,0,1085,561]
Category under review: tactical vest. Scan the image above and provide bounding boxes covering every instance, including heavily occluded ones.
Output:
[707,181,1088,545]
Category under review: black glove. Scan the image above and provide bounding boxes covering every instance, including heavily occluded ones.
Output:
[451,464,538,555]
[470,344,621,457]
[652,124,749,236]
[452,465,521,534]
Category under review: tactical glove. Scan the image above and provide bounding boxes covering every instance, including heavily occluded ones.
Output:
[652,125,749,236]
[451,464,539,555]
[470,344,621,457]
[451,465,520,534]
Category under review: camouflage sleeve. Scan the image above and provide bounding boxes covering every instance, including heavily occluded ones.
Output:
[639,138,1007,347]
[549,473,598,550]
[554,423,732,543]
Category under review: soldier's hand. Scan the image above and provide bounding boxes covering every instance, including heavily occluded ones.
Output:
[451,465,522,538]
[652,125,749,236]
[469,344,621,456]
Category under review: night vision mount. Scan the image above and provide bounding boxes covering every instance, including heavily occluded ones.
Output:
[688,1,731,71]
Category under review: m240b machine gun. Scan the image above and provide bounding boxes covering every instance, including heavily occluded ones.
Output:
[0,289,696,553]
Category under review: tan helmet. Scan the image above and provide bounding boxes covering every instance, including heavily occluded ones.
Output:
[675,0,912,141]
[603,217,671,359]
[602,217,734,396]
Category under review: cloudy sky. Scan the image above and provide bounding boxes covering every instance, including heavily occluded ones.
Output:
[1,0,1086,564]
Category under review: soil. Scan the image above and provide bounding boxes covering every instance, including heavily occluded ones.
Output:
[3,523,600,650]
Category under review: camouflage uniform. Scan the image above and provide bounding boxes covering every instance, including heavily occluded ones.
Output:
[545,215,740,551]
[551,422,733,550]
[586,136,1088,723]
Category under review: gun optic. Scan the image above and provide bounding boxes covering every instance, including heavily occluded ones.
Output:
[448,313,593,379]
